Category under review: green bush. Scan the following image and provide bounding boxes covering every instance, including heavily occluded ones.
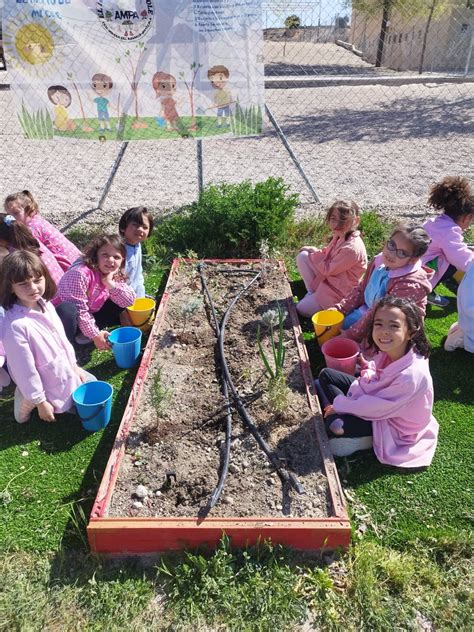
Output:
[149,178,299,259]
[359,210,393,260]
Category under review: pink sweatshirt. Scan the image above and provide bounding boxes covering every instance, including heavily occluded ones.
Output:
[335,255,434,342]
[333,349,438,468]
[7,244,64,305]
[307,231,367,308]
[57,263,135,339]
[2,299,81,412]
[27,215,81,272]
[422,214,474,288]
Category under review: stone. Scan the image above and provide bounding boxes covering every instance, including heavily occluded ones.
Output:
[132,501,143,509]
[134,484,148,499]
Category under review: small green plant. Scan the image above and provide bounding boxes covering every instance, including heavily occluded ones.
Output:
[151,367,170,415]
[257,306,289,412]
[230,100,263,135]
[18,101,54,139]
[179,297,202,334]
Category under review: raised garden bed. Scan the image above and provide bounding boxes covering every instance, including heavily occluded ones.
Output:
[87,259,350,553]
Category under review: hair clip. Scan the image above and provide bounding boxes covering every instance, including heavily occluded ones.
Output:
[4,215,16,226]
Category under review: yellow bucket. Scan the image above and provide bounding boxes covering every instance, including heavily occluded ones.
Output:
[311,310,344,346]
[127,297,156,332]
[453,270,464,284]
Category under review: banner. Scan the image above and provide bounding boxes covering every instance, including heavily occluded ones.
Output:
[3,0,264,140]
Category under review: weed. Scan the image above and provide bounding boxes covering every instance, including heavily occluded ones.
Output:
[179,297,202,334]
[151,368,170,416]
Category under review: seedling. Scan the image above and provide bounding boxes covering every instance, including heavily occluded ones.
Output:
[180,297,203,334]
[151,367,171,416]
[257,305,289,412]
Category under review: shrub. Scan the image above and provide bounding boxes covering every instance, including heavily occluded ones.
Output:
[149,178,299,259]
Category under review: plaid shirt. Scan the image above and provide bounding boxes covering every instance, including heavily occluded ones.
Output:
[58,264,135,339]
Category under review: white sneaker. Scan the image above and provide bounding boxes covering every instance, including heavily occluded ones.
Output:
[329,436,373,457]
[444,322,464,351]
[75,333,91,345]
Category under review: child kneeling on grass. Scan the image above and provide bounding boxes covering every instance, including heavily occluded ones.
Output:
[330,224,433,344]
[57,234,136,350]
[0,251,95,423]
[118,205,154,298]
[318,296,438,467]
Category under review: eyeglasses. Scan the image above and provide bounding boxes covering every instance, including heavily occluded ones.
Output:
[385,239,413,259]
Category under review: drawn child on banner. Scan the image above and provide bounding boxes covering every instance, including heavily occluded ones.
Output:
[91,73,114,131]
[47,86,76,131]
[207,65,234,127]
[152,72,182,132]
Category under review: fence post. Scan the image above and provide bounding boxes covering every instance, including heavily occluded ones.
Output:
[197,139,204,194]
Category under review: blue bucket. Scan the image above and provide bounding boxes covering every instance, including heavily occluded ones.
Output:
[73,381,113,432]
[108,326,142,369]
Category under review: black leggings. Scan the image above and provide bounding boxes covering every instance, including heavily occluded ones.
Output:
[55,299,123,343]
[319,368,373,438]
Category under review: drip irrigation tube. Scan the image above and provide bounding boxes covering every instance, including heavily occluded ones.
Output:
[199,263,305,500]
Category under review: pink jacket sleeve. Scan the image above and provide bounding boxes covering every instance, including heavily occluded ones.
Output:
[442,225,474,272]
[311,240,366,279]
[108,282,136,308]
[58,266,101,339]
[5,325,46,404]
[333,373,421,420]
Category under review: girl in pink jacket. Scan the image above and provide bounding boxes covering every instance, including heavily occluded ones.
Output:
[57,234,135,350]
[4,190,81,272]
[421,176,474,307]
[0,251,94,423]
[333,225,433,343]
[296,199,367,317]
[318,296,438,467]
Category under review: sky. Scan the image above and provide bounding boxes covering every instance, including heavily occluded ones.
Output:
[262,1,350,28]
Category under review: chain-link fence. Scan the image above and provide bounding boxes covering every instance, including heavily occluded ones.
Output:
[0,1,473,231]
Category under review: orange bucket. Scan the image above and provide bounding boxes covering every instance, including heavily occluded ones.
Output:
[311,310,344,346]
[126,297,156,332]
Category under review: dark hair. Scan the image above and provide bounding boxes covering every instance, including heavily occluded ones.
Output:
[325,199,360,239]
[4,190,39,218]
[0,250,57,309]
[47,85,72,107]
[118,206,154,236]
[208,65,230,80]
[0,213,41,253]
[82,234,126,271]
[91,73,113,90]
[152,71,176,94]
[428,176,474,220]
[365,295,431,358]
[389,223,431,258]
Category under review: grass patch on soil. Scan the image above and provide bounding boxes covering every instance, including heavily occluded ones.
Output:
[0,187,472,630]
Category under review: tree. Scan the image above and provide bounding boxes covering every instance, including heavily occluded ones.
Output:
[284,15,301,30]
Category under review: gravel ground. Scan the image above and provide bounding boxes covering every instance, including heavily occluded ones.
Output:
[0,42,472,231]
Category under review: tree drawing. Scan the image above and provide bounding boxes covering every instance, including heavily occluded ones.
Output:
[66,71,93,132]
[115,40,148,129]
[179,61,202,132]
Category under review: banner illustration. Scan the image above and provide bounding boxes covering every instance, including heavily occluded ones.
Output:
[3,0,264,141]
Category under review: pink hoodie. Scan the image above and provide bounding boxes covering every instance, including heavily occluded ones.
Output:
[422,214,474,288]
[333,349,438,468]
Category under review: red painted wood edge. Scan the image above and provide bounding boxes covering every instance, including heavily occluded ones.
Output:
[87,517,351,553]
[88,259,351,553]
[279,260,348,520]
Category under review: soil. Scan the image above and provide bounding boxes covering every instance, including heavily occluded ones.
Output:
[108,260,330,519]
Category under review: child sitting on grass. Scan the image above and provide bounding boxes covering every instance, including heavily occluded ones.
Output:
[295,199,367,317]
[319,295,438,467]
[331,224,433,343]
[4,190,81,271]
[444,260,474,353]
[57,234,135,350]
[422,176,474,307]
[0,251,94,423]
[118,206,154,298]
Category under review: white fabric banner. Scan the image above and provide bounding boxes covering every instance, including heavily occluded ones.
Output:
[3,0,264,140]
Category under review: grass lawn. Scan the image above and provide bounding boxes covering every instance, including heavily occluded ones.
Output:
[0,209,472,631]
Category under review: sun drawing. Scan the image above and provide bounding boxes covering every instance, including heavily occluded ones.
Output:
[2,17,65,77]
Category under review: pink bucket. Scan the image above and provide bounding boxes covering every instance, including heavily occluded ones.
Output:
[321,338,360,375]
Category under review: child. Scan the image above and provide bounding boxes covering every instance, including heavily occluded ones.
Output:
[332,224,433,343]
[91,73,113,131]
[207,65,233,127]
[152,72,181,131]
[422,176,474,307]
[4,190,81,271]
[0,251,94,423]
[47,85,76,131]
[319,296,438,467]
[444,260,474,352]
[57,234,135,349]
[0,213,64,293]
[296,199,367,317]
[118,206,154,298]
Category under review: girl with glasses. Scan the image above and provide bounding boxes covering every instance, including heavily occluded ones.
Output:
[329,224,433,344]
